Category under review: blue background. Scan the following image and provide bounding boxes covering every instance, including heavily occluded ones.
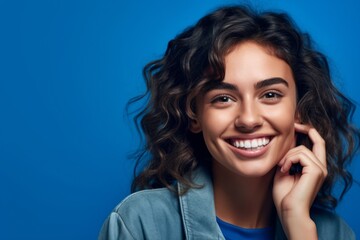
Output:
[1,0,359,239]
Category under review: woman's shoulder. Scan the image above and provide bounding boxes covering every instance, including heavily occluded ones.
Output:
[113,188,179,215]
[99,188,184,239]
[311,207,355,239]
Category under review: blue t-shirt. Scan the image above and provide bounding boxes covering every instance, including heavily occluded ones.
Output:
[216,217,274,240]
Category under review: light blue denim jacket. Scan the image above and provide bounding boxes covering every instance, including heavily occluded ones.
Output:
[99,167,355,240]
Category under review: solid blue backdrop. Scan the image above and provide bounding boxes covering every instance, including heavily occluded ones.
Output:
[1,0,359,239]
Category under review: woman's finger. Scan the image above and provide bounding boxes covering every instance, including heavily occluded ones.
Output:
[280,147,327,176]
[294,123,326,166]
[280,145,326,173]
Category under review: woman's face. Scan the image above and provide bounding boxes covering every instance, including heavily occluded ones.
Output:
[192,41,297,177]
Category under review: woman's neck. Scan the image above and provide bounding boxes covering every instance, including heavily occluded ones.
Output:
[212,161,276,229]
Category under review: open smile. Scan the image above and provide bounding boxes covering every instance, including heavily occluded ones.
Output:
[226,136,273,158]
[229,137,271,150]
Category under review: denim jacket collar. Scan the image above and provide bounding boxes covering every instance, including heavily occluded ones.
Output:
[178,167,224,239]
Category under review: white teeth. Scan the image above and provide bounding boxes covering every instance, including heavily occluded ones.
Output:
[244,140,251,148]
[251,139,258,148]
[231,137,270,150]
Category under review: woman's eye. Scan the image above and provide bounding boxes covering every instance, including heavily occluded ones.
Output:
[211,95,233,103]
[262,92,282,99]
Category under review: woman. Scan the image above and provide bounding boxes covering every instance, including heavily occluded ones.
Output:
[99,5,359,239]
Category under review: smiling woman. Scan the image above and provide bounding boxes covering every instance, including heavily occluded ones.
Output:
[191,42,297,180]
[98,5,359,240]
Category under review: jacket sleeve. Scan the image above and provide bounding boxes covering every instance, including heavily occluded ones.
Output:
[335,219,356,240]
[98,212,135,240]
[312,208,356,240]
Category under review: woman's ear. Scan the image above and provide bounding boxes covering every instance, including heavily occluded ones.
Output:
[190,118,202,133]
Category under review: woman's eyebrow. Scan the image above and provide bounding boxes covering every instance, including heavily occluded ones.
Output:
[203,81,238,93]
[255,77,289,89]
[203,77,288,93]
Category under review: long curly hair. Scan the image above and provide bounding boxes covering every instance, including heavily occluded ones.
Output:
[129,5,360,209]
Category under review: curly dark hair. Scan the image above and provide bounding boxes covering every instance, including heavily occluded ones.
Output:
[129,5,360,209]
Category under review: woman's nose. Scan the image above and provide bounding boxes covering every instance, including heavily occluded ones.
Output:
[234,101,263,132]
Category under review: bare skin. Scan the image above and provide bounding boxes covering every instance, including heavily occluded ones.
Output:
[273,123,327,239]
[212,123,327,239]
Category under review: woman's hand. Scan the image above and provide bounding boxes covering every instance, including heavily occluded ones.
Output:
[273,123,327,240]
